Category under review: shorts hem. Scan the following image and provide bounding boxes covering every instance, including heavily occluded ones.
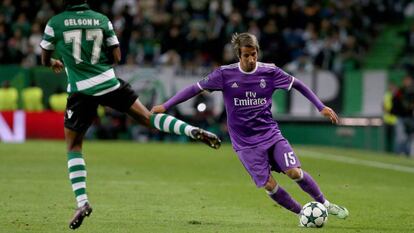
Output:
[64,124,88,133]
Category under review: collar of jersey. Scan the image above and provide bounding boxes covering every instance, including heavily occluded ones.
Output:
[238,62,258,74]
[66,3,90,11]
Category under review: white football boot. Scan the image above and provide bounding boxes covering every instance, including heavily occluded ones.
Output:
[325,201,349,219]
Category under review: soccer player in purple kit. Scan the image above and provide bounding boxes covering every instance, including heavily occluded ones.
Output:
[152,32,349,222]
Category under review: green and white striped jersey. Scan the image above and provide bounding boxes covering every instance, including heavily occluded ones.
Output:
[40,4,120,96]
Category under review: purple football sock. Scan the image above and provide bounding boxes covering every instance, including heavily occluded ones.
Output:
[296,171,326,204]
[268,186,302,214]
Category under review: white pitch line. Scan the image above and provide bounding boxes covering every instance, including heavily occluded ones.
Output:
[298,150,414,174]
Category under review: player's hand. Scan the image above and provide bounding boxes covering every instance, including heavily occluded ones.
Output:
[320,106,339,124]
[151,105,166,113]
[51,59,64,73]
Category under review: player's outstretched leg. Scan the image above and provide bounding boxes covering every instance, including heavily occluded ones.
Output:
[67,151,92,229]
[294,170,325,203]
[267,184,302,214]
[69,202,93,230]
[190,128,221,149]
[294,169,349,219]
[150,113,221,149]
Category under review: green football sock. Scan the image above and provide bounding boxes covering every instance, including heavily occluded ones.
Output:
[67,151,88,208]
[150,113,196,138]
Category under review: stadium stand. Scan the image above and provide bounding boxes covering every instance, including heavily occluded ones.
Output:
[0,0,410,70]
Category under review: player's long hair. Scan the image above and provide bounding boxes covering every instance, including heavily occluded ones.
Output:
[231,33,260,58]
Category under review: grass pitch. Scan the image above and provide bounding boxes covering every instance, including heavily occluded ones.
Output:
[1,141,414,233]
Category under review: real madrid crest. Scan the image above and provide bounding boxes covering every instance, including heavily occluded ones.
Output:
[260,79,266,88]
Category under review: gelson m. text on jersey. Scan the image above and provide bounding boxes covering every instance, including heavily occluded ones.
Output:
[64,18,100,27]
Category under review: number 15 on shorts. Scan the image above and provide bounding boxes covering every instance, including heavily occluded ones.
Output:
[283,152,296,167]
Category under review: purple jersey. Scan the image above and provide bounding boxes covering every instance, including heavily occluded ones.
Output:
[197,62,294,151]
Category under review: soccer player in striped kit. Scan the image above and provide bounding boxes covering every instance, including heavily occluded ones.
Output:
[40,0,220,229]
[152,32,349,224]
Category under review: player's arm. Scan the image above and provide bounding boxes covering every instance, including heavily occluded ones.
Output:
[40,20,63,73]
[103,17,121,66]
[152,68,222,113]
[41,48,64,73]
[291,78,339,124]
[151,84,203,113]
[108,45,121,65]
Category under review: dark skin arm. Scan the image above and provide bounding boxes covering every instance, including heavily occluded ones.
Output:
[110,45,121,65]
[41,49,64,73]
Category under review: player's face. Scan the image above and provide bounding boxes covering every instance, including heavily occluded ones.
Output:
[239,46,257,72]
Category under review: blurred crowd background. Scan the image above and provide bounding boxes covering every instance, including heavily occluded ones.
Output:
[2,0,414,155]
[0,0,412,72]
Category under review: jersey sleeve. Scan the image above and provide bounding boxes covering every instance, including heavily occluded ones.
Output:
[273,67,295,91]
[103,17,119,47]
[40,20,56,51]
[197,68,223,91]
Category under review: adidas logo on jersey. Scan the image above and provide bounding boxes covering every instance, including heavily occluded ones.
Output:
[231,82,239,88]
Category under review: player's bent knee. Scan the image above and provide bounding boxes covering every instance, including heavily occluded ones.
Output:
[264,176,277,191]
[285,168,302,180]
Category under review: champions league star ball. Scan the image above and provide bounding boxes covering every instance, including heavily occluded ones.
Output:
[299,202,328,228]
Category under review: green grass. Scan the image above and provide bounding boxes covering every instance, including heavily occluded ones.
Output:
[1,141,414,232]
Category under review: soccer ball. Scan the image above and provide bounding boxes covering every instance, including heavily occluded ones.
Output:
[299,202,328,228]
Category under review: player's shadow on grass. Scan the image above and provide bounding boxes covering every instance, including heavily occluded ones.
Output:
[185,219,289,229]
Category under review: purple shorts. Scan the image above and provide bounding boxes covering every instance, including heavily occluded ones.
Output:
[236,139,301,187]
